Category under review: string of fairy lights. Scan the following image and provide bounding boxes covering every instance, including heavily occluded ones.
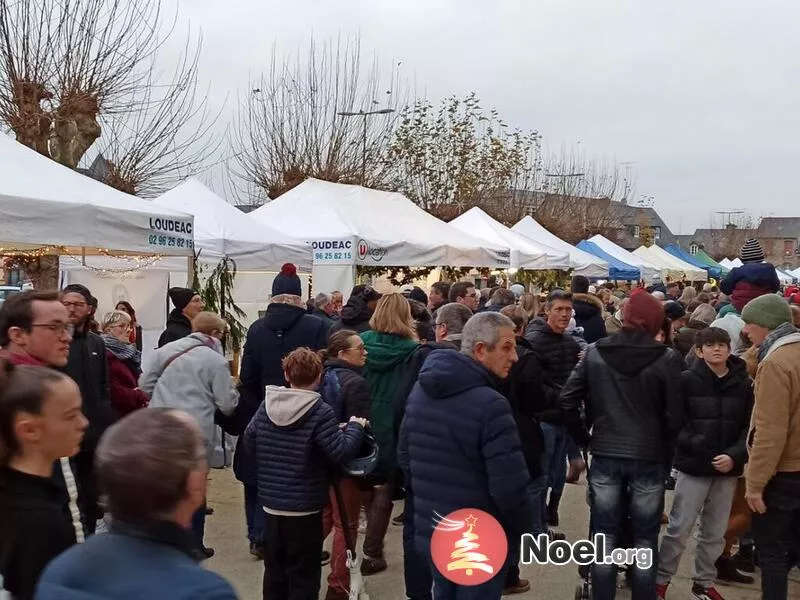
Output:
[1,246,165,276]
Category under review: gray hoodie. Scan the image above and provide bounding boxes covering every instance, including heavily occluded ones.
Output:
[265,385,320,427]
[139,333,239,458]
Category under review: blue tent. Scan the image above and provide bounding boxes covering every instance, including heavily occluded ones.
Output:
[663,244,725,280]
[577,240,640,281]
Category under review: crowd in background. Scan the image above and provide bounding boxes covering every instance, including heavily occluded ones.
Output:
[0,237,798,600]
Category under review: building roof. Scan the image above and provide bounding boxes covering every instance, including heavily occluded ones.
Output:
[757,217,800,239]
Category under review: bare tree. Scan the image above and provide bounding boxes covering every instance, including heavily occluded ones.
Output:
[386,93,543,224]
[0,0,217,196]
[234,35,403,201]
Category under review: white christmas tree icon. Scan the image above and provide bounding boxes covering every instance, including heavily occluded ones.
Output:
[445,514,494,576]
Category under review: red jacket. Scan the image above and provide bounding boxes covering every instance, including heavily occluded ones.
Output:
[106,351,148,415]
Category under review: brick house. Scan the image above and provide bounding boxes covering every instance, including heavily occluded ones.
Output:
[756,217,800,270]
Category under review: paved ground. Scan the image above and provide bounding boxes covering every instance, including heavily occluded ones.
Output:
[204,467,799,599]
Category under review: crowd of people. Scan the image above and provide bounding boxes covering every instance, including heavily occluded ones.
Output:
[0,237,798,600]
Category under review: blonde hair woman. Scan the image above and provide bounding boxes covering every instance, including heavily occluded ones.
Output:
[100,311,148,416]
[359,293,419,574]
[519,292,538,322]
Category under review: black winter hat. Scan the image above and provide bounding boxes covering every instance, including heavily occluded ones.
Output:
[62,284,92,303]
[272,263,302,297]
[168,287,196,312]
[664,300,686,321]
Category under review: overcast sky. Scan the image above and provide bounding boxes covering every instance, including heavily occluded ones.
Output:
[165,0,800,234]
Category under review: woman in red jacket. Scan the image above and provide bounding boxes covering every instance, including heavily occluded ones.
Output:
[100,311,148,417]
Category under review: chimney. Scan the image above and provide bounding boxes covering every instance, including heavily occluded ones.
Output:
[725,223,738,230]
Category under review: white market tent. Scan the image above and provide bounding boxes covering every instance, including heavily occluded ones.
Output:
[792,267,800,278]
[449,207,569,270]
[634,245,707,282]
[776,268,795,284]
[511,216,608,278]
[0,134,194,256]
[720,257,743,269]
[588,234,663,282]
[152,178,312,270]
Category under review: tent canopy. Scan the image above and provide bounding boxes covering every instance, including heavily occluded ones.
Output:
[577,240,640,281]
[720,257,743,269]
[588,235,662,282]
[635,245,707,282]
[664,244,726,281]
[153,179,312,270]
[249,179,510,268]
[511,216,608,278]
[449,208,569,270]
[0,134,193,256]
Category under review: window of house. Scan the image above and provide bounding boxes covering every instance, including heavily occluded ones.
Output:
[653,226,661,240]
[633,225,640,238]
[689,243,699,255]
[784,239,795,256]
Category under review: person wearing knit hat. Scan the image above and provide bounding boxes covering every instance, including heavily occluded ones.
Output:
[561,286,681,599]
[271,263,302,298]
[720,240,780,316]
[158,287,203,348]
[740,294,800,600]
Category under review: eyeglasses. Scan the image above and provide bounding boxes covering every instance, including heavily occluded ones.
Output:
[62,301,88,309]
[345,344,366,352]
[30,322,71,334]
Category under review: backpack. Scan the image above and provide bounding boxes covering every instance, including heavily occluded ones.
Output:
[320,367,345,423]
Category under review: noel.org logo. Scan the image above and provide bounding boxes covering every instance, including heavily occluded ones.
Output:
[430,509,507,586]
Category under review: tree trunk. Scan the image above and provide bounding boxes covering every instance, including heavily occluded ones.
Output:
[22,255,60,290]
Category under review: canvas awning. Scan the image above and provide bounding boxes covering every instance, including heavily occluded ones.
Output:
[588,235,662,282]
[634,245,707,282]
[576,240,640,281]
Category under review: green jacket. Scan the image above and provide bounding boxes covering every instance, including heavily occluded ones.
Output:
[360,330,418,480]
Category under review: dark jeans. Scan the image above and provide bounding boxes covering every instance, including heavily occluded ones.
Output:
[506,474,548,586]
[244,484,265,545]
[191,502,206,549]
[541,423,567,501]
[752,472,800,600]
[428,554,508,600]
[403,492,432,600]
[263,511,323,600]
[73,449,100,533]
[589,456,665,600]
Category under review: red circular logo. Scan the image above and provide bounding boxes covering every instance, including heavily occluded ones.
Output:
[430,508,508,586]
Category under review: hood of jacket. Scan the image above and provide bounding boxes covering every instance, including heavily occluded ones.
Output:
[417,348,499,399]
[362,331,418,372]
[264,385,321,427]
[264,302,307,333]
[340,296,373,327]
[595,329,668,376]
[573,293,604,318]
[162,332,221,356]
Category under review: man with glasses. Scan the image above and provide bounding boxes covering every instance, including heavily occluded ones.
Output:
[448,281,479,313]
[61,283,113,535]
[0,290,73,368]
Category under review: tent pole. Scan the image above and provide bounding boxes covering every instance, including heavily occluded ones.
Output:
[186,255,195,287]
[81,247,86,266]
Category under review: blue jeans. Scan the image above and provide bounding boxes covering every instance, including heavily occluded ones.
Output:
[244,484,265,545]
[589,457,665,600]
[404,492,433,600]
[565,436,582,462]
[541,423,567,500]
[429,555,508,600]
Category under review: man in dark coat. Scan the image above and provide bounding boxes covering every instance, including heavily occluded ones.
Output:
[331,285,382,334]
[158,287,204,348]
[524,290,582,528]
[310,292,338,330]
[571,275,607,343]
[37,409,238,600]
[223,263,328,556]
[398,312,533,600]
[61,283,112,534]
[560,289,684,600]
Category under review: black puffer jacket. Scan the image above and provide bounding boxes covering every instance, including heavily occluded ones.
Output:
[523,318,582,424]
[331,296,372,334]
[502,337,545,478]
[322,359,371,420]
[157,309,191,348]
[572,293,607,344]
[675,357,753,477]
[560,329,684,465]
[64,329,111,450]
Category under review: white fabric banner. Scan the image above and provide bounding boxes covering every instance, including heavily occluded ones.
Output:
[312,264,355,302]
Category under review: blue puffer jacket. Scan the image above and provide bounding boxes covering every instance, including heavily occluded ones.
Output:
[232,302,329,485]
[398,349,533,549]
[243,385,364,513]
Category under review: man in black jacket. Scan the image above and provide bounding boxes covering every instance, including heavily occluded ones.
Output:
[330,285,382,334]
[61,283,113,534]
[571,275,607,343]
[158,287,204,348]
[560,289,684,600]
[656,327,753,600]
[524,290,581,528]
[226,263,329,556]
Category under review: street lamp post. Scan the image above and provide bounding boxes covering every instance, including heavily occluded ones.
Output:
[337,108,395,184]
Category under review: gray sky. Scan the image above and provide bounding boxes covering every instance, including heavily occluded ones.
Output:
[166,0,800,234]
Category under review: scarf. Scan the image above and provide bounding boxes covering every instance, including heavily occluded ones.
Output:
[757,321,800,363]
[101,334,141,365]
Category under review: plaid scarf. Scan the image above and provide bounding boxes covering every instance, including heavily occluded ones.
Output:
[101,333,141,366]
